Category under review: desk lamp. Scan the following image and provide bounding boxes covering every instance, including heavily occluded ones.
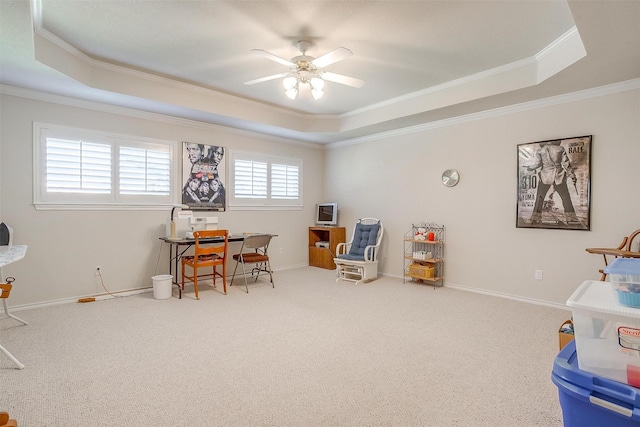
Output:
[170,204,189,239]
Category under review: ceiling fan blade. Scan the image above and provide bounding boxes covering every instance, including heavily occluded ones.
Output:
[251,49,295,67]
[243,73,288,85]
[321,71,365,88]
[311,47,352,69]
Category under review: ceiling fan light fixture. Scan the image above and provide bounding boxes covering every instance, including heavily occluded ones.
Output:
[311,88,323,100]
[285,87,298,100]
[247,40,362,102]
[310,77,325,91]
[283,76,298,90]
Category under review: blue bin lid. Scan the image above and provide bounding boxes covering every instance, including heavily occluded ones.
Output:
[553,340,640,414]
[552,340,583,387]
[604,258,640,275]
[553,340,640,425]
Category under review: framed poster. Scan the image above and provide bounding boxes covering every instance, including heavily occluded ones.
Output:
[516,135,592,230]
[181,142,226,211]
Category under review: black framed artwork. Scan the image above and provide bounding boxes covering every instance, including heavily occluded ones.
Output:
[181,142,226,211]
[516,135,592,230]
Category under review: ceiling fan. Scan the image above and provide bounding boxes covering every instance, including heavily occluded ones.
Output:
[243,40,365,100]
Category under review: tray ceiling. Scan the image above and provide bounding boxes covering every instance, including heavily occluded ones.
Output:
[1,0,639,144]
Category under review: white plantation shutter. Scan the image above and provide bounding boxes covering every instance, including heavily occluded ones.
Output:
[234,159,268,198]
[46,138,111,194]
[35,123,175,208]
[119,146,171,195]
[271,163,299,199]
[230,151,302,209]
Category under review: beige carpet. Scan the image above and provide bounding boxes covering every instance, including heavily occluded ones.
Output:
[1,267,569,426]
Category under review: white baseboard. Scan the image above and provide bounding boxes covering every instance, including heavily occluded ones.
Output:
[7,267,569,313]
[443,283,569,311]
[6,264,309,313]
[5,287,154,313]
[380,272,570,311]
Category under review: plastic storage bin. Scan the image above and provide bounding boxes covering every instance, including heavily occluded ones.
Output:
[552,340,640,426]
[604,258,640,308]
[567,280,640,386]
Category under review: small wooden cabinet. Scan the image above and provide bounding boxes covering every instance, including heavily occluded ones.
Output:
[309,226,346,270]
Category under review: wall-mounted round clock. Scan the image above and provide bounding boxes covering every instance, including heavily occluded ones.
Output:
[441,169,460,187]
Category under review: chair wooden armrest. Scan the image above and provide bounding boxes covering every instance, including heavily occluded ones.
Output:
[0,412,17,427]
[0,283,12,298]
[335,242,349,256]
[586,229,640,280]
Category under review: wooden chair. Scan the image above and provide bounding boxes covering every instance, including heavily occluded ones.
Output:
[0,412,17,427]
[0,280,12,299]
[181,230,228,299]
[586,229,640,280]
[230,234,274,293]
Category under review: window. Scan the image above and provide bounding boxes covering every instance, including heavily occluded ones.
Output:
[229,151,302,209]
[34,123,175,209]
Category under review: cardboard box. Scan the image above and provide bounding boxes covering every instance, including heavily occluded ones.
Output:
[558,319,574,350]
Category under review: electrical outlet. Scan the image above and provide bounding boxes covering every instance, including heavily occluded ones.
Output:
[95,266,102,276]
[535,270,543,280]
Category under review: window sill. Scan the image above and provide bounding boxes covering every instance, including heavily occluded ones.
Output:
[33,203,174,211]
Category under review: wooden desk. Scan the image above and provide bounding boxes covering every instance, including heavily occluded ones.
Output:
[0,245,28,369]
[160,234,247,298]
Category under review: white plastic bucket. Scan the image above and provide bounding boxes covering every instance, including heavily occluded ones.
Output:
[151,274,173,300]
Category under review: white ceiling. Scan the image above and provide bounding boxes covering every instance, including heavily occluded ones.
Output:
[1,0,639,144]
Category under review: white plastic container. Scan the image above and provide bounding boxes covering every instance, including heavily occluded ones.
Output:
[151,274,173,300]
[567,280,640,387]
[604,258,640,308]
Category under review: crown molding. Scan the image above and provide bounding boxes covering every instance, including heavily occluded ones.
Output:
[4,78,637,150]
[4,78,638,150]
[341,26,586,124]
[0,84,321,150]
[328,78,640,149]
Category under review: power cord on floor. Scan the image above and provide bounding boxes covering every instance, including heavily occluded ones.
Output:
[97,269,121,299]
[77,268,121,303]
[78,241,164,304]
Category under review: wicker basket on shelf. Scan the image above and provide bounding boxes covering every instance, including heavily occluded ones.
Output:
[408,263,434,279]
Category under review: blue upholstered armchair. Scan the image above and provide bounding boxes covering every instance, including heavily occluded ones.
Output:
[334,218,384,284]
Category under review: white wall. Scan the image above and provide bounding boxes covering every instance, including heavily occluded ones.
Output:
[0,93,324,307]
[2,84,638,308]
[325,85,640,306]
